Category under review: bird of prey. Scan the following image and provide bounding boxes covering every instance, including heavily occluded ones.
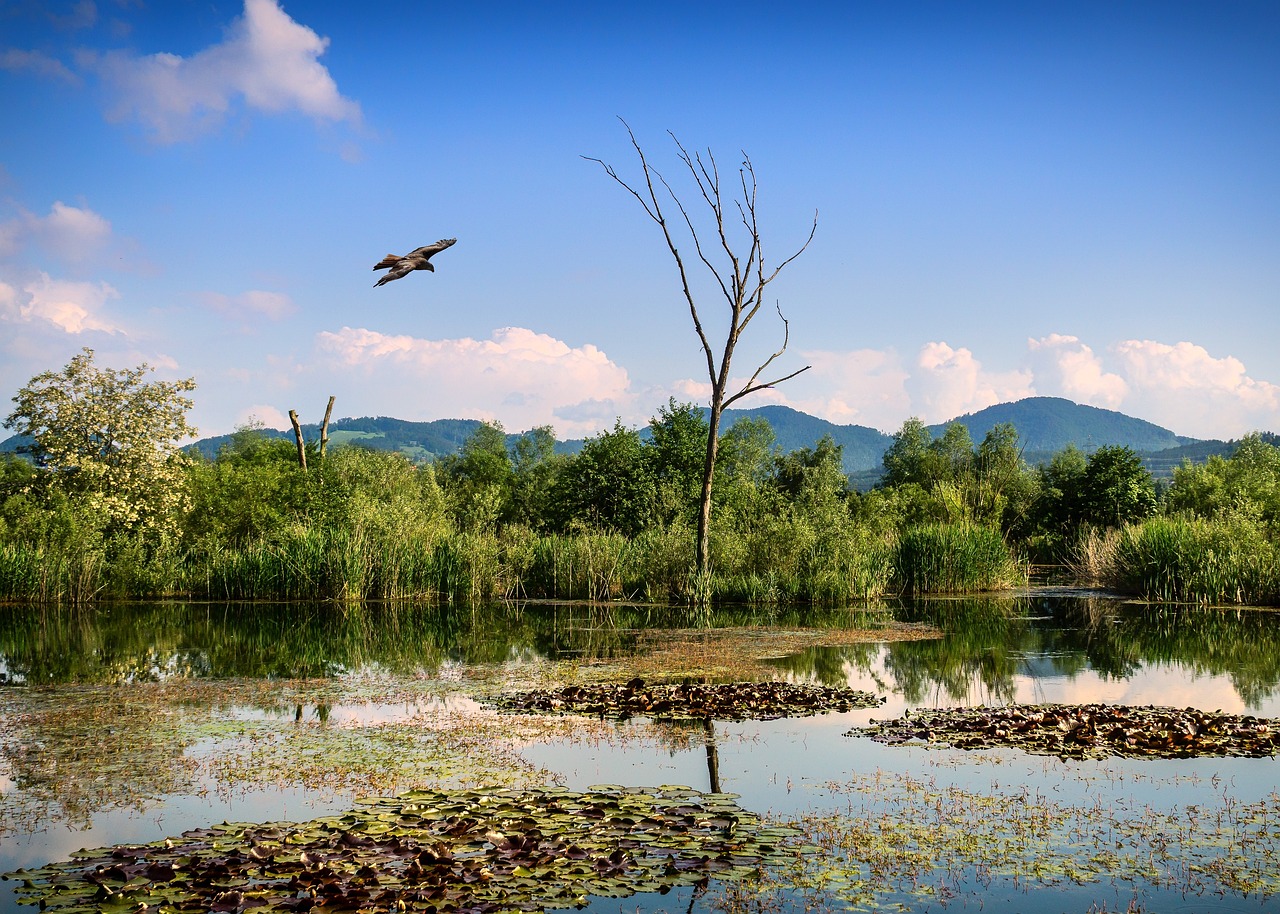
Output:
[373,237,456,287]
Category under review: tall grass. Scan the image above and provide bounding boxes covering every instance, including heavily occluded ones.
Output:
[893,523,1024,594]
[1105,517,1280,605]
[0,541,104,603]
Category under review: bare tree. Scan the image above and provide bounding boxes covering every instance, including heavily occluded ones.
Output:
[585,120,817,578]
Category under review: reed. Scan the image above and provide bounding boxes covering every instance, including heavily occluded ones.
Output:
[893,523,1023,594]
[1109,517,1280,605]
[519,532,632,601]
[0,541,105,603]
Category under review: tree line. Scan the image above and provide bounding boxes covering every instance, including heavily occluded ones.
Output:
[2,349,1278,605]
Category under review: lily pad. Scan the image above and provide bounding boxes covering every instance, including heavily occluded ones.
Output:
[493,678,885,721]
[4,785,804,913]
[851,703,1280,760]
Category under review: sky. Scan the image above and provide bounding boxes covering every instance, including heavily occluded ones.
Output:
[1,0,1277,444]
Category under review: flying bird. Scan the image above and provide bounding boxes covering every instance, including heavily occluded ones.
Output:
[373,237,457,287]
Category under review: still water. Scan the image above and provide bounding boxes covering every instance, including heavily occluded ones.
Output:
[2,592,1279,913]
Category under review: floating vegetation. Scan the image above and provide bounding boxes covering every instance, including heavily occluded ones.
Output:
[5,785,805,913]
[627,623,939,683]
[853,703,1280,760]
[494,678,885,721]
[719,770,1280,910]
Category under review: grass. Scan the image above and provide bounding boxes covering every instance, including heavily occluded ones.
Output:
[1077,517,1280,605]
[893,523,1025,594]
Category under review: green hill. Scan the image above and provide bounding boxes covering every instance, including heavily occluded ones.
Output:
[927,396,1193,453]
[12,398,1264,486]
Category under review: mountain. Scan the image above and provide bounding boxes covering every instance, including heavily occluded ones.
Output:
[5,398,1251,485]
[928,397,1194,453]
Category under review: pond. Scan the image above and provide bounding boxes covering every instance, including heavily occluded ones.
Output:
[2,592,1280,913]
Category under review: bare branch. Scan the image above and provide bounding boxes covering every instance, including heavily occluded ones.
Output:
[724,302,810,408]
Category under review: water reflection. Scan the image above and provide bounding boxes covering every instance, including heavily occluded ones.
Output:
[766,594,1280,714]
[3,596,1280,711]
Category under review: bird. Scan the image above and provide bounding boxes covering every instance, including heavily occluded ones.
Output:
[372,237,456,287]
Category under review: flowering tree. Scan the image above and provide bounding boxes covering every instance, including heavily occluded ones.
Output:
[5,348,197,536]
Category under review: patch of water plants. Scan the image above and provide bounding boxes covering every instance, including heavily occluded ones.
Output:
[4,785,805,914]
[726,769,1280,910]
[853,703,1280,759]
[492,677,885,721]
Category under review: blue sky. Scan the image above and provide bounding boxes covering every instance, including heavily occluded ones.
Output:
[1,0,1277,442]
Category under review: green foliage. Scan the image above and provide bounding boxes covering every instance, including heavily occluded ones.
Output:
[4,348,197,539]
[1108,516,1280,605]
[1080,445,1157,529]
[548,421,655,537]
[646,399,709,525]
[894,523,1024,594]
[506,426,564,528]
[437,421,513,533]
[1165,433,1280,533]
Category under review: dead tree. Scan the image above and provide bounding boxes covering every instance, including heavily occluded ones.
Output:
[586,121,816,578]
[287,397,336,471]
[288,409,307,471]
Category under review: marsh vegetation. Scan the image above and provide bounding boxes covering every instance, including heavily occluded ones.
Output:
[3,594,1280,913]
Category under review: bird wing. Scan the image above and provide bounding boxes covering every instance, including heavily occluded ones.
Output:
[372,253,406,270]
[405,238,457,261]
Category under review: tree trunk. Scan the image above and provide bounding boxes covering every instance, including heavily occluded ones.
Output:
[288,409,307,471]
[319,396,335,461]
[697,392,724,576]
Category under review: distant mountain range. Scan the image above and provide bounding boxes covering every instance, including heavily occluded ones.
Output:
[3,397,1258,484]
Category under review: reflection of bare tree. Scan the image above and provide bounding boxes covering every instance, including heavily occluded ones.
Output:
[703,719,720,794]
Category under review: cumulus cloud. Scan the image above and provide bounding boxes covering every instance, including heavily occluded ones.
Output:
[908,341,1034,422]
[1027,334,1128,407]
[0,273,124,334]
[1110,340,1280,438]
[199,289,297,323]
[315,326,633,437]
[0,201,113,265]
[85,0,360,142]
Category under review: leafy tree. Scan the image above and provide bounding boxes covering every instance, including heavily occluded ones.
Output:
[1081,445,1156,529]
[507,426,564,528]
[184,425,307,546]
[1021,444,1088,549]
[646,399,709,525]
[973,423,1037,532]
[772,435,850,509]
[1165,433,1280,531]
[881,419,937,489]
[4,348,196,537]
[930,423,975,483]
[438,422,513,533]
[548,421,655,537]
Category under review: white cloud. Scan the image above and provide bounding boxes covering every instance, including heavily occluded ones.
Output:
[199,289,297,322]
[1,273,123,334]
[908,341,1034,422]
[1110,339,1280,438]
[87,0,360,143]
[236,404,289,430]
[314,326,633,437]
[0,201,113,265]
[1027,333,1128,407]
[0,49,81,84]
